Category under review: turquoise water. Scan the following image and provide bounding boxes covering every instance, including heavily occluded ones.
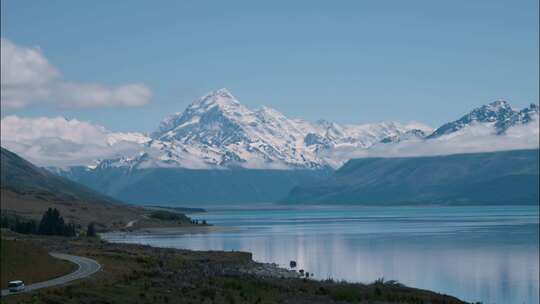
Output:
[103,205,539,304]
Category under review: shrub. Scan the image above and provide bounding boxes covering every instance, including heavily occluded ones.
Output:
[149,210,188,221]
[87,222,96,237]
[0,215,38,234]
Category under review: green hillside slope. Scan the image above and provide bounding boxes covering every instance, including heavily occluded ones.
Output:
[1,147,120,205]
[285,149,539,205]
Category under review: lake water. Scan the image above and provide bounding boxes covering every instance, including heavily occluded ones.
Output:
[103,205,539,304]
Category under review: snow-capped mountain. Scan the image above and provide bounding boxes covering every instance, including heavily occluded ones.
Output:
[5,89,536,171]
[87,90,539,171]
[379,129,428,144]
[4,90,534,206]
[96,89,431,170]
[428,100,539,138]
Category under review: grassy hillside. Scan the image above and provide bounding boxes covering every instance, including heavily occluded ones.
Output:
[285,149,540,205]
[0,238,76,289]
[2,235,465,304]
[1,147,120,205]
[0,147,196,231]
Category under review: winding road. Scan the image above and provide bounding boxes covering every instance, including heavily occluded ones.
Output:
[1,253,101,297]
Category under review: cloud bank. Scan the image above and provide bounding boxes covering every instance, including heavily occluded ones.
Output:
[328,119,539,162]
[1,38,152,110]
[1,116,538,169]
[1,116,150,168]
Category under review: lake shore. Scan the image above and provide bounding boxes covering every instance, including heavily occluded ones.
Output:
[111,224,239,235]
[108,205,539,304]
[1,232,466,304]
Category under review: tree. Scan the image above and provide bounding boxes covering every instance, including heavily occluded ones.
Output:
[64,223,76,237]
[1,215,37,234]
[87,222,96,237]
[38,208,75,236]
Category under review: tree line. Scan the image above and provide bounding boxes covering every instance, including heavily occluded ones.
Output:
[1,208,80,237]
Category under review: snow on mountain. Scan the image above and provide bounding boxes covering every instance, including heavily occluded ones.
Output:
[3,90,536,170]
[379,128,429,144]
[93,90,538,171]
[96,88,428,170]
[342,100,539,160]
[428,100,539,138]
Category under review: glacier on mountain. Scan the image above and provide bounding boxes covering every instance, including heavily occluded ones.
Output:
[1,89,538,169]
[98,88,432,170]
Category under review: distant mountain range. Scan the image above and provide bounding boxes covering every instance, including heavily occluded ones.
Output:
[37,89,536,205]
[74,90,539,171]
[428,100,539,138]
[3,89,538,171]
[2,88,537,205]
[85,88,433,170]
[57,166,331,205]
[284,149,539,205]
[0,147,120,205]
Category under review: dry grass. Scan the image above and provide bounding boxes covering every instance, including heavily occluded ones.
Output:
[0,238,77,289]
[2,234,466,304]
[1,189,142,230]
[0,189,193,232]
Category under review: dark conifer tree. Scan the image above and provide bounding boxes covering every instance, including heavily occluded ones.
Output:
[87,222,96,237]
[38,208,75,236]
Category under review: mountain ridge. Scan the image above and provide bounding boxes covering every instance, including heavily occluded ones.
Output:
[0,147,121,205]
[284,149,540,205]
[92,88,433,170]
[56,166,332,205]
[428,100,539,138]
[2,89,537,171]
[22,89,537,206]
[93,90,537,171]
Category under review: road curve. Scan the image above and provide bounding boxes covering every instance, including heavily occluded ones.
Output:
[1,252,101,297]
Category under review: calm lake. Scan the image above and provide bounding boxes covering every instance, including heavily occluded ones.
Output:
[102,205,539,304]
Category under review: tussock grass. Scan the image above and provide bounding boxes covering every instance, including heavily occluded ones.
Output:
[0,238,76,289]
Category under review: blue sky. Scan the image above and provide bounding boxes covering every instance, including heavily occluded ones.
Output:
[1,0,538,132]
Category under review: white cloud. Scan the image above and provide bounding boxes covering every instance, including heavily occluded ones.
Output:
[2,115,538,169]
[0,116,150,168]
[1,116,110,145]
[0,38,152,110]
[328,119,540,161]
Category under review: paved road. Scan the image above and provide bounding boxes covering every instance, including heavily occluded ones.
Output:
[1,253,101,297]
[125,219,138,228]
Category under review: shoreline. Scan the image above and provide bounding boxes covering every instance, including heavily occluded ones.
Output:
[106,225,240,235]
[1,231,466,304]
[101,224,304,279]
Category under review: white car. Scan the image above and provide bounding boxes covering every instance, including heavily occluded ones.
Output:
[8,280,25,292]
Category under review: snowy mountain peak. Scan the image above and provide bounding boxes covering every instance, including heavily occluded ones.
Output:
[83,90,537,171]
[524,103,539,114]
[471,99,513,119]
[256,106,290,122]
[182,88,253,123]
[257,105,280,115]
[486,99,512,110]
[155,112,183,135]
[114,89,431,170]
[429,100,538,138]
[152,89,249,139]
[191,88,240,110]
